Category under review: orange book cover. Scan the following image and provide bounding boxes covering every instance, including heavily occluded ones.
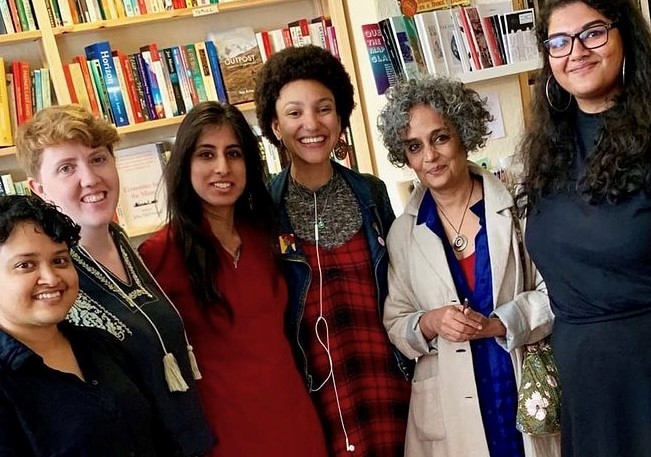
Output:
[72,55,100,117]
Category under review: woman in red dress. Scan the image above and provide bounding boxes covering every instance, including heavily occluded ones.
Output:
[138,101,328,457]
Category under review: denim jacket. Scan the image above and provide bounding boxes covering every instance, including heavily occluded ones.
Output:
[268,161,413,388]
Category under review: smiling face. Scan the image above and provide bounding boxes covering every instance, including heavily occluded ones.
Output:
[28,141,120,233]
[271,79,342,171]
[190,123,247,220]
[403,104,469,195]
[0,221,78,336]
[547,2,624,113]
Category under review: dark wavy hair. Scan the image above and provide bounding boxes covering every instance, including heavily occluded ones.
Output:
[0,195,81,247]
[377,77,492,167]
[166,101,276,310]
[521,0,651,208]
[254,45,355,147]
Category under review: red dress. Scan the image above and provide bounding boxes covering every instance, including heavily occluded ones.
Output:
[139,223,328,457]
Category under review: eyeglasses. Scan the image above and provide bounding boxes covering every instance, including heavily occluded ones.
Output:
[543,23,616,58]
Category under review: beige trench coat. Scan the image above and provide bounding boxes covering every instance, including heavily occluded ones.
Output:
[384,164,560,457]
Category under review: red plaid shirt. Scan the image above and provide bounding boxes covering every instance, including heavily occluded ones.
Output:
[302,231,410,457]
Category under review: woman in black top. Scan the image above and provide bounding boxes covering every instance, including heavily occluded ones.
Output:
[0,195,164,456]
[520,1,651,456]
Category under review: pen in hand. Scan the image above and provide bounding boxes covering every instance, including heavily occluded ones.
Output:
[462,298,469,314]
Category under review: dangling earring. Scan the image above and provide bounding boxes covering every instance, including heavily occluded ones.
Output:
[277,137,291,168]
[545,74,573,112]
[332,138,350,161]
[621,56,626,85]
[248,192,253,211]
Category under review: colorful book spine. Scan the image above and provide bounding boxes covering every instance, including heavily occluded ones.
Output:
[127,53,151,121]
[170,45,194,112]
[161,47,185,115]
[183,43,208,103]
[115,51,145,123]
[204,40,227,102]
[84,41,129,126]
[361,23,397,96]
[0,57,12,146]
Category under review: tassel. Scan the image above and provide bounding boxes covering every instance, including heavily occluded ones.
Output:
[187,345,202,380]
[163,352,189,392]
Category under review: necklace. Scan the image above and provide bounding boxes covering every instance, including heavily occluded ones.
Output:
[437,179,475,252]
[316,183,336,230]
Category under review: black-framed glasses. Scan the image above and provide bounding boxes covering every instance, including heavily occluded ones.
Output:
[543,23,617,58]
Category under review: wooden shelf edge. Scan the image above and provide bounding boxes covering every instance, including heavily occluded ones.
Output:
[0,31,42,45]
[0,146,17,158]
[458,58,542,85]
[115,101,255,135]
[53,0,294,35]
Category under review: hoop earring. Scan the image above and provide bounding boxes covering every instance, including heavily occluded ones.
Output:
[622,56,626,84]
[545,74,572,112]
[332,138,350,161]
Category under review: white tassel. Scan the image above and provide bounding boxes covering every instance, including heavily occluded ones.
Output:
[187,345,202,380]
[163,352,189,392]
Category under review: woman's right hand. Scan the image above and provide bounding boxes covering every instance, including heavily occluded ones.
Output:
[418,305,484,342]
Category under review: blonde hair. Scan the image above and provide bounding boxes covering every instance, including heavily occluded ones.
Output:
[15,105,121,177]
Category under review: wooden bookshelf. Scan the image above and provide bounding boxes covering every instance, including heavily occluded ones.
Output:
[0,31,42,45]
[458,58,542,85]
[0,147,17,158]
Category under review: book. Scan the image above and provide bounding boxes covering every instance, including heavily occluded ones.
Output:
[127,53,151,121]
[155,49,178,116]
[414,11,448,75]
[161,47,186,115]
[504,8,538,63]
[255,31,272,62]
[183,43,208,103]
[140,43,173,118]
[203,40,227,102]
[308,16,330,50]
[208,26,263,105]
[326,25,339,58]
[84,41,129,126]
[132,52,157,120]
[88,58,113,123]
[112,54,135,124]
[115,50,145,122]
[170,45,195,112]
[5,73,17,137]
[0,0,16,34]
[193,41,218,102]
[287,18,312,47]
[72,55,101,117]
[0,58,12,146]
[1,173,16,195]
[136,48,165,119]
[378,18,404,82]
[361,23,398,95]
[267,27,289,54]
[432,9,465,76]
[454,8,480,70]
[114,142,167,237]
[463,6,493,69]
[482,16,504,67]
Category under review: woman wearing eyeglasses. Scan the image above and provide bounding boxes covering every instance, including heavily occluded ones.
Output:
[520,1,651,456]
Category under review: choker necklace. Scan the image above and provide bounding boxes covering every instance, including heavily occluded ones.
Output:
[437,179,475,252]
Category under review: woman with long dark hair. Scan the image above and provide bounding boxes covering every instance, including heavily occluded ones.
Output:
[138,101,327,457]
[520,0,651,455]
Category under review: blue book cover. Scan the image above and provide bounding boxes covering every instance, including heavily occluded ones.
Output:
[138,46,165,119]
[204,40,227,102]
[161,48,186,115]
[84,41,129,126]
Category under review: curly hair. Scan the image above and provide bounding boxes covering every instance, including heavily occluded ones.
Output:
[377,77,492,167]
[254,45,355,147]
[15,104,120,178]
[0,195,80,248]
[521,0,651,208]
[166,101,276,311]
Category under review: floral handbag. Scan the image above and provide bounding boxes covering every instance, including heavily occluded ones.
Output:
[515,337,562,436]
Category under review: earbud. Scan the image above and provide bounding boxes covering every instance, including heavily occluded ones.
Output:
[347,444,355,452]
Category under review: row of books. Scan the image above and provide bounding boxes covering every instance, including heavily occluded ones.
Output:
[0,0,38,34]
[0,58,52,147]
[63,20,337,128]
[41,0,219,28]
[363,3,538,94]
[0,171,31,195]
[255,16,339,62]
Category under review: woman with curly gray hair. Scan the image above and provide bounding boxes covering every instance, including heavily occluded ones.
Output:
[378,77,559,457]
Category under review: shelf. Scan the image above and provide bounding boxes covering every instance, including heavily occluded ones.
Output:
[115,101,255,135]
[0,146,16,158]
[52,0,293,36]
[458,58,542,85]
[0,31,42,45]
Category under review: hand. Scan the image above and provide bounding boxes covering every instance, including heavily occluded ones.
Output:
[418,304,484,342]
[461,308,507,340]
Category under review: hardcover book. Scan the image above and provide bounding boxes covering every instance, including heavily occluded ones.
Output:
[504,8,538,63]
[0,57,12,146]
[207,26,263,105]
[414,10,448,75]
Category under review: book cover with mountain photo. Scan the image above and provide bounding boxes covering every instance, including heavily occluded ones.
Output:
[207,27,263,104]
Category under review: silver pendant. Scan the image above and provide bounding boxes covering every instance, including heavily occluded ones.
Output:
[452,234,468,252]
[317,219,326,230]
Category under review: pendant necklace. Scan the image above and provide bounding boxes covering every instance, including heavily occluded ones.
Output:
[437,179,475,253]
[315,177,336,231]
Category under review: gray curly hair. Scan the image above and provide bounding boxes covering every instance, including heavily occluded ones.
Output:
[377,77,493,167]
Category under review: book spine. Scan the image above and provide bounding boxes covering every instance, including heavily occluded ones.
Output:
[6,0,22,32]
[13,0,28,31]
[178,45,199,107]
[326,25,339,59]
[194,41,218,102]
[183,43,208,102]
[33,68,42,111]
[141,43,173,118]
[117,51,144,122]
[62,63,78,103]
[0,0,15,34]
[88,58,113,122]
[112,55,134,124]
[156,49,177,116]
[22,0,37,30]
[161,47,185,115]
[0,58,12,146]
[378,19,404,82]
[170,45,194,111]
[133,52,157,120]
[361,23,397,96]
[20,62,31,122]
[85,42,129,126]
[204,40,227,102]
[73,55,100,116]
[127,53,151,121]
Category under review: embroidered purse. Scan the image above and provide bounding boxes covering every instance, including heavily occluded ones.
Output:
[515,337,562,435]
[510,205,561,436]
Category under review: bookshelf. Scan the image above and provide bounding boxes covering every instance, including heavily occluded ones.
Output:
[0,0,373,173]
